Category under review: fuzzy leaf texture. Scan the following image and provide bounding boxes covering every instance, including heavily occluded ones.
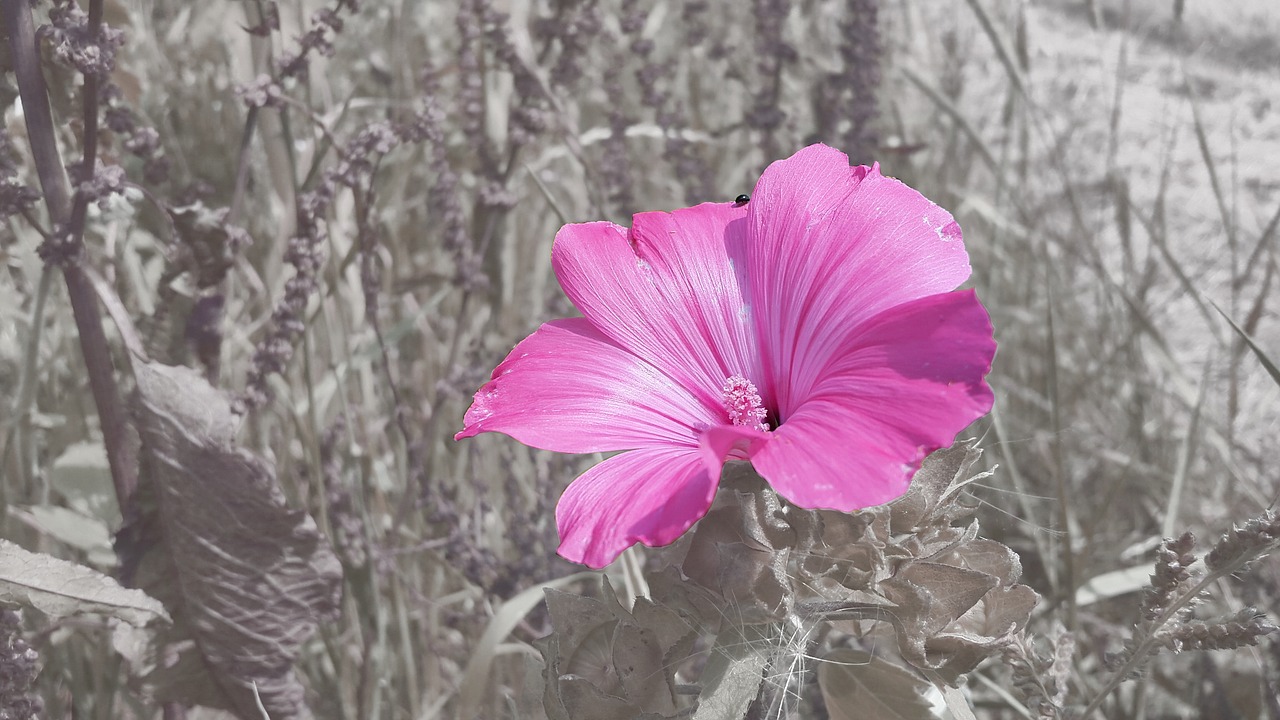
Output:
[0,539,168,626]
[538,582,693,719]
[876,445,1038,681]
[690,624,769,720]
[114,360,343,720]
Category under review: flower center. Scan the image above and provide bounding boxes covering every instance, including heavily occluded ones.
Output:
[722,375,769,432]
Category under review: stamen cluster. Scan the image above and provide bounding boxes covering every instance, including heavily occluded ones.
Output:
[722,374,769,432]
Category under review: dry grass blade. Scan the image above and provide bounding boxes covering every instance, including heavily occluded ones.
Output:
[1212,300,1280,390]
[0,269,54,497]
[1161,359,1209,539]
[960,0,1029,100]
[1239,202,1280,283]
[1184,68,1239,254]
[1127,196,1226,344]
[1044,273,1078,631]
[899,64,1000,174]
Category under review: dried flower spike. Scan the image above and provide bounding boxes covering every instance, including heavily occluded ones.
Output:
[0,611,42,720]
[1159,607,1277,653]
[1205,509,1280,573]
[457,144,996,568]
[1140,531,1197,622]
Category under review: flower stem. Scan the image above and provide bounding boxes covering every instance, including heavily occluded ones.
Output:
[3,0,137,504]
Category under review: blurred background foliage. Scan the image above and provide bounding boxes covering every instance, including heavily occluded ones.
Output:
[1,0,1277,717]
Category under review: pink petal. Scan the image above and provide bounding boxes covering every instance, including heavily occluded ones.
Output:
[551,204,763,411]
[746,144,974,410]
[750,290,995,511]
[456,318,718,453]
[700,423,770,468]
[556,446,719,568]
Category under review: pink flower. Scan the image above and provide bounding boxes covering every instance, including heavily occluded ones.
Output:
[456,144,996,568]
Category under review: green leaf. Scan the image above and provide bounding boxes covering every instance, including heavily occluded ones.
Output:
[890,441,984,532]
[49,441,120,525]
[692,624,767,720]
[818,649,938,720]
[13,505,115,567]
[0,539,167,626]
[456,572,599,719]
[1075,565,1151,607]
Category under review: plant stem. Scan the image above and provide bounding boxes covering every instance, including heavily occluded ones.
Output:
[1077,560,1248,717]
[2,0,137,504]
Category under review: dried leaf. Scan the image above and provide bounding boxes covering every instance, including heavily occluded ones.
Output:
[112,625,234,711]
[818,649,938,720]
[118,360,342,720]
[901,519,979,564]
[944,584,1039,642]
[630,596,699,692]
[566,621,623,692]
[803,510,891,591]
[0,538,167,626]
[535,634,572,720]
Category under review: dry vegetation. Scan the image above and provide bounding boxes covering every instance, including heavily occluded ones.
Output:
[0,0,1277,718]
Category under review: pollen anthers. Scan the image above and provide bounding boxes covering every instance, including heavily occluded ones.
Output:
[722,374,769,432]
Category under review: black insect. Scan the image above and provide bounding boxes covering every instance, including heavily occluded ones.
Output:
[732,194,750,207]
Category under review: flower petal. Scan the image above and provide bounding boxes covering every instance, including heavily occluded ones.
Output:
[551,203,761,411]
[556,447,719,568]
[456,318,717,453]
[747,144,974,411]
[750,290,996,511]
[700,423,770,468]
